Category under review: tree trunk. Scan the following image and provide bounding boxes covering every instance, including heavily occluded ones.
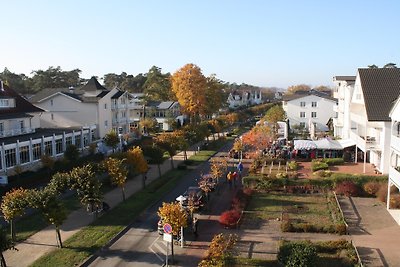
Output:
[184,150,187,161]
[56,226,63,248]
[170,157,174,170]
[122,187,126,201]
[0,252,6,267]
[10,220,15,242]
[157,164,161,178]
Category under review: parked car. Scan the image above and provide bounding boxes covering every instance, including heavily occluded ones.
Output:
[182,186,205,209]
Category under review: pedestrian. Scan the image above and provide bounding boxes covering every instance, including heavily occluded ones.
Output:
[227,171,233,188]
[192,217,199,238]
[237,161,243,178]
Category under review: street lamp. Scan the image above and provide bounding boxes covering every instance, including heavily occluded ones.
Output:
[176,195,187,248]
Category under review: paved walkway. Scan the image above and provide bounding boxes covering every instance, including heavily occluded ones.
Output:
[3,146,200,267]
[338,196,400,266]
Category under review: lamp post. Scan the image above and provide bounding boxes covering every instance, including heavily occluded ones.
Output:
[176,195,187,248]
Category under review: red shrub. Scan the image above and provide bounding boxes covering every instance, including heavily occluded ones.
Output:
[335,181,361,197]
[390,194,400,209]
[377,183,388,203]
[219,210,241,227]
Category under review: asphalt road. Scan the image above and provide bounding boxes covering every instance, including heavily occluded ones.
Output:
[87,143,233,267]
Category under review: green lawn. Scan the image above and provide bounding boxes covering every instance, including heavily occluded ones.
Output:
[246,192,334,225]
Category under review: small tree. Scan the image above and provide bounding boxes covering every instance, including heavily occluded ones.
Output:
[64,144,80,162]
[155,133,179,169]
[210,158,227,185]
[140,117,158,135]
[26,188,66,248]
[158,202,188,262]
[104,130,120,152]
[126,147,149,189]
[198,233,237,267]
[41,154,55,175]
[143,145,164,178]
[1,188,28,241]
[68,165,102,217]
[103,157,128,201]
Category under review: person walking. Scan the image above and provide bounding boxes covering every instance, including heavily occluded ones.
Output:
[232,171,238,187]
[227,171,233,189]
[192,217,199,238]
[237,161,243,178]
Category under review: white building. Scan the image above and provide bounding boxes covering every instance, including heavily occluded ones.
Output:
[227,90,262,109]
[346,68,400,174]
[332,76,356,139]
[31,77,132,139]
[282,90,337,133]
[0,81,94,177]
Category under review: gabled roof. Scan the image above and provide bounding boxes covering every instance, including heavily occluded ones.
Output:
[147,101,176,110]
[0,81,44,115]
[111,90,124,99]
[283,90,336,102]
[80,77,107,92]
[358,68,400,121]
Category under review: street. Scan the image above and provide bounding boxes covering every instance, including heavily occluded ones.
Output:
[87,143,235,267]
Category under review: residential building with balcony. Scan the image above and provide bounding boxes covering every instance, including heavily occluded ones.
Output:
[332,76,356,139]
[348,68,400,174]
[282,90,337,133]
[0,81,44,138]
[0,81,94,179]
[227,90,262,109]
[30,77,131,139]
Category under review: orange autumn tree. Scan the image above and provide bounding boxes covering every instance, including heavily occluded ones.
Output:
[103,157,128,201]
[171,63,207,124]
[241,125,273,156]
[126,146,149,189]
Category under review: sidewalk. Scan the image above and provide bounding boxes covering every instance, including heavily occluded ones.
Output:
[3,146,199,267]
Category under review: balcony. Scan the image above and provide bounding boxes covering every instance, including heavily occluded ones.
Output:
[391,134,400,152]
[111,104,128,110]
[0,127,36,138]
[390,166,400,189]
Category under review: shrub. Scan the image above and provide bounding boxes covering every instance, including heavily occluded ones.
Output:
[64,144,80,162]
[335,181,361,197]
[276,172,288,179]
[322,158,344,166]
[281,220,293,232]
[219,210,241,227]
[313,170,332,178]
[390,194,400,209]
[311,161,329,172]
[177,163,187,170]
[278,241,317,267]
[363,182,382,196]
[242,176,261,188]
[287,161,298,171]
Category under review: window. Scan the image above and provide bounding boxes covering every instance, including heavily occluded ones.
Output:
[83,134,89,146]
[312,102,317,107]
[51,114,54,120]
[0,122,3,135]
[300,112,306,118]
[300,101,306,107]
[44,141,52,156]
[55,139,63,154]
[5,148,16,168]
[19,146,30,164]
[104,103,107,109]
[50,99,54,106]
[104,120,108,127]
[311,112,317,118]
[32,143,42,160]
[0,99,10,107]
[300,122,306,128]
[66,136,73,147]
[158,123,164,130]
[75,135,81,147]
[20,120,24,132]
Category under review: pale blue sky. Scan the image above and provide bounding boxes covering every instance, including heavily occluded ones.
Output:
[1,0,399,88]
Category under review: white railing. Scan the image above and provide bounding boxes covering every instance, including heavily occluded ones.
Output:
[391,135,400,152]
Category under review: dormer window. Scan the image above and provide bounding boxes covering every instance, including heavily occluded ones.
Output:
[0,98,15,108]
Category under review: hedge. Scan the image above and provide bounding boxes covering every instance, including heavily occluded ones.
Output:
[311,161,329,172]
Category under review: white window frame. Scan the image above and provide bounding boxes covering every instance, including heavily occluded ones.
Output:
[300,112,306,118]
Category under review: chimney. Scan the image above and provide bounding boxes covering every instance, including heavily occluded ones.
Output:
[0,80,3,91]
